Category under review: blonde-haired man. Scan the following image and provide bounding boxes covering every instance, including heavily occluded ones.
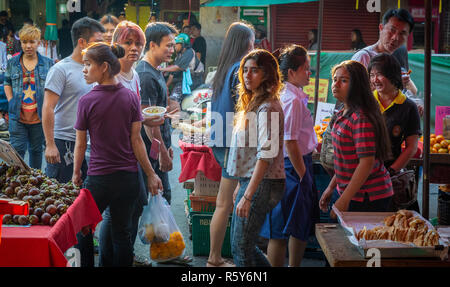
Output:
[4,24,53,169]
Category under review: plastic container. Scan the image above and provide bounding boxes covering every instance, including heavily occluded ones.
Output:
[194,171,220,196]
[191,212,232,257]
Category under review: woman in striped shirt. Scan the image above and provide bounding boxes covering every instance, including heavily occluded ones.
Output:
[319,60,393,218]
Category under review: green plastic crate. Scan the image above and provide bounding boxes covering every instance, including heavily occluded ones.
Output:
[186,189,193,210]
[191,212,232,257]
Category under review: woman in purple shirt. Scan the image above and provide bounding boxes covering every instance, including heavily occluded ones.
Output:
[72,42,162,266]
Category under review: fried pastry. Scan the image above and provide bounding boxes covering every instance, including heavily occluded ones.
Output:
[354,210,440,247]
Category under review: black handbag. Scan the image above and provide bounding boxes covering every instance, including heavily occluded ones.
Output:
[390,169,417,210]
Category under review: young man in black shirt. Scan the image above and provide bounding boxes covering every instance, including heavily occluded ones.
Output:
[191,23,206,66]
[136,22,178,204]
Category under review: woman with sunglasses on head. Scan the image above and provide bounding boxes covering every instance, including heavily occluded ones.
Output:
[226,49,285,267]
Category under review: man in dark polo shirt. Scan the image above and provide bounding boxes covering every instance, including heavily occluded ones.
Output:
[136,22,178,204]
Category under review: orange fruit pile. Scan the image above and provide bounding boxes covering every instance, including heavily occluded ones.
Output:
[314,118,330,144]
[150,231,185,261]
[426,134,450,154]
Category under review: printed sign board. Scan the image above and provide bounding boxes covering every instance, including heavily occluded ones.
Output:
[304,78,329,104]
[314,102,336,126]
[435,106,450,136]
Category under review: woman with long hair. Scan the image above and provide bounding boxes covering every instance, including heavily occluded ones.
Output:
[319,60,393,217]
[226,49,285,267]
[260,44,319,267]
[351,29,367,51]
[72,42,162,266]
[207,21,255,267]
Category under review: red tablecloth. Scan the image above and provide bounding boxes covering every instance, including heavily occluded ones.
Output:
[178,140,222,183]
[0,189,102,267]
[0,225,68,267]
[50,188,102,253]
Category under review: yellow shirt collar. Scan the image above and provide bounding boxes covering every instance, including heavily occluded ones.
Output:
[373,90,406,113]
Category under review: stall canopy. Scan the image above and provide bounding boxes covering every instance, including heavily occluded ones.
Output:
[44,0,58,41]
[202,0,318,6]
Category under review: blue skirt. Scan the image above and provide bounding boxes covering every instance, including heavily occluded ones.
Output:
[259,154,319,241]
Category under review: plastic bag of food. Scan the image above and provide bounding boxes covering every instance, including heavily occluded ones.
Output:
[138,193,186,262]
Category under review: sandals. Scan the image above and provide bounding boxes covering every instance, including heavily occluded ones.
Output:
[133,255,152,267]
[206,259,235,267]
[158,255,193,266]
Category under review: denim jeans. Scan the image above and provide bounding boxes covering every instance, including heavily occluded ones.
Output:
[77,170,141,267]
[231,178,285,267]
[211,146,239,179]
[98,166,148,266]
[45,138,88,184]
[8,119,45,169]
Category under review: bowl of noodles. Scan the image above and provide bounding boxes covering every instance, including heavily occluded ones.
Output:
[142,106,166,121]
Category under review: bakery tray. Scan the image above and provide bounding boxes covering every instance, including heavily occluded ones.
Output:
[333,207,449,259]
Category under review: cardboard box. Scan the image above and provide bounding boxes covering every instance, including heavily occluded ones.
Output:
[194,171,220,196]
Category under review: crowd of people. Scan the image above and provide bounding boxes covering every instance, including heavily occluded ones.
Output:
[0,7,424,268]
[208,8,421,267]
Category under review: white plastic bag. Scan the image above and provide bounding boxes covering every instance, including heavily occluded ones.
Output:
[138,193,186,262]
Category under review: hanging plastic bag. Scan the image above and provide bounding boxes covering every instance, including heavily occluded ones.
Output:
[137,193,186,262]
[182,68,193,95]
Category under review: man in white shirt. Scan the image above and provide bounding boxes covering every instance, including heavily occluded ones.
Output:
[352,8,419,110]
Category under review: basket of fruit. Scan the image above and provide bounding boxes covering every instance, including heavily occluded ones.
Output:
[426,134,450,184]
[428,134,450,155]
[314,118,330,153]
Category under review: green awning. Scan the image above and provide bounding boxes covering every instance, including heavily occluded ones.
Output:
[202,0,318,7]
[44,0,58,41]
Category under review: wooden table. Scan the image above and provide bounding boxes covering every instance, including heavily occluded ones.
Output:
[315,223,450,267]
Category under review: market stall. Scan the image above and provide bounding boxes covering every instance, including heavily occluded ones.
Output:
[0,140,102,267]
[0,186,102,267]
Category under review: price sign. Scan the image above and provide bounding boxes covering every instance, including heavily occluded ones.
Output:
[304,78,329,104]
